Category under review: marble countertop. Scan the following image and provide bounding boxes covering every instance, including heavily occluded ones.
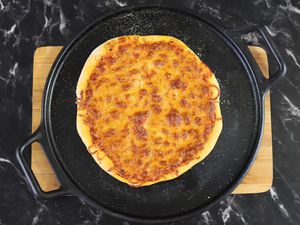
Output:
[1,0,300,224]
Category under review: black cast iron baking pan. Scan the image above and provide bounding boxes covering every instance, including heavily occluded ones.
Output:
[17,5,286,223]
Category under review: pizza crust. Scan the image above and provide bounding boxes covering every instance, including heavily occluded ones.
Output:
[76,35,222,187]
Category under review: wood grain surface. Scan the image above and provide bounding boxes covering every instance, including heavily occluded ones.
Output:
[31,46,272,194]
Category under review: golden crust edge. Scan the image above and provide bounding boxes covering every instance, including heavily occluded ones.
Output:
[76,35,222,187]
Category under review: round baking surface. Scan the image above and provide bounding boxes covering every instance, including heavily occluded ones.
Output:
[43,6,263,221]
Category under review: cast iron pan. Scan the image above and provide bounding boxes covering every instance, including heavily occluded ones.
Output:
[17,5,286,223]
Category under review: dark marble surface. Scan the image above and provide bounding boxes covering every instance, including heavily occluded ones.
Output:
[1,0,300,224]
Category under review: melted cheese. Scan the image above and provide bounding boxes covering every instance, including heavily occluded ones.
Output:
[76,35,222,187]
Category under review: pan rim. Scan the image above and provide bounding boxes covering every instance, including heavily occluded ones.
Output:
[41,4,264,223]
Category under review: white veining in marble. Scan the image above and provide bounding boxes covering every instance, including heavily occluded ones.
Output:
[31,202,50,225]
[219,196,247,225]
[265,0,271,8]
[270,187,290,218]
[1,0,32,47]
[265,23,291,40]
[0,75,8,84]
[0,155,28,187]
[241,32,260,45]
[98,0,127,8]
[9,62,18,84]
[0,0,4,10]
[76,197,103,224]
[278,0,300,29]
[220,199,232,224]
[263,1,296,43]
[273,87,300,144]
[279,0,300,15]
[0,62,18,97]
[279,91,300,120]
[73,4,85,22]
[114,0,127,7]
[85,209,103,224]
[33,0,64,45]
[1,22,20,46]
[0,157,11,164]
[200,211,215,225]
[59,7,68,37]
[188,0,222,20]
[32,0,52,45]
[0,156,12,166]
[3,24,16,39]
[274,167,300,205]
[254,0,272,8]
[286,49,300,69]
[279,120,298,144]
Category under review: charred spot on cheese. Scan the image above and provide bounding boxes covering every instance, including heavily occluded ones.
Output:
[180,98,188,107]
[164,72,171,80]
[195,117,202,125]
[183,112,191,125]
[76,35,222,187]
[131,111,149,140]
[118,45,128,53]
[170,78,187,90]
[152,104,162,113]
[167,108,182,126]
[159,53,168,59]
[110,110,119,119]
[106,95,112,102]
[129,68,139,75]
[121,83,132,91]
[139,89,148,98]
[152,93,163,103]
[96,64,105,73]
[153,59,166,67]
[173,132,180,140]
[106,56,116,65]
[133,126,148,140]
[131,111,149,124]
[104,128,116,137]
[173,60,179,67]
[115,101,127,108]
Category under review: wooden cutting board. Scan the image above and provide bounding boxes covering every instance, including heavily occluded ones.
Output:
[31,46,272,194]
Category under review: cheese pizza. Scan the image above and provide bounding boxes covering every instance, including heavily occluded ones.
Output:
[76,35,222,187]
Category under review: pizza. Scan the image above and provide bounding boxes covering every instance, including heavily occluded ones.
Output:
[76,35,222,187]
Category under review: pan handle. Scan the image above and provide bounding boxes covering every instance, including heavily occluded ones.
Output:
[225,26,287,94]
[16,126,71,198]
